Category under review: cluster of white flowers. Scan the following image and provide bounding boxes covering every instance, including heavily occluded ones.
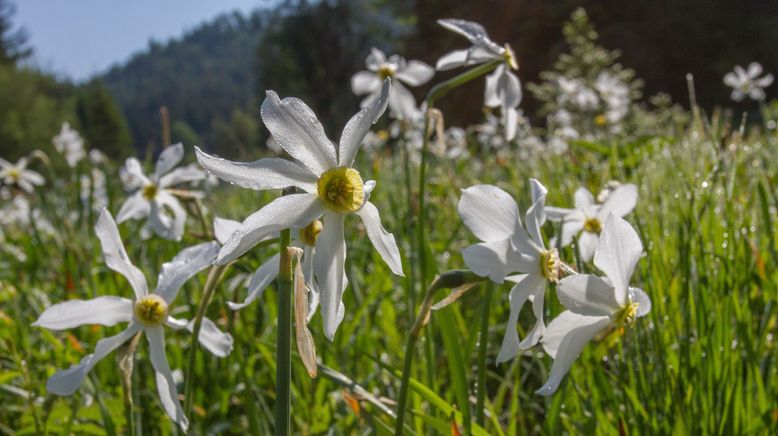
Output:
[458,180,649,394]
[52,122,86,168]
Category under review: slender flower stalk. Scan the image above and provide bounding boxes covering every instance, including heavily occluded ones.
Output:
[183,263,228,419]
[275,226,293,436]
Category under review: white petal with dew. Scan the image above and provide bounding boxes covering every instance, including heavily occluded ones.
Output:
[195,147,317,193]
[594,215,642,305]
[597,183,637,219]
[458,184,520,242]
[339,80,390,167]
[216,193,324,265]
[228,253,280,310]
[261,91,337,176]
[155,241,219,303]
[186,317,233,358]
[537,311,611,396]
[146,326,188,431]
[557,274,619,317]
[496,273,545,362]
[314,212,347,340]
[47,324,141,395]
[33,297,133,330]
[356,201,403,276]
[95,209,148,298]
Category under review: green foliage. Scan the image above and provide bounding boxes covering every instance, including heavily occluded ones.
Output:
[75,80,133,159]
[0,65,75,159]
[0,0,30,65]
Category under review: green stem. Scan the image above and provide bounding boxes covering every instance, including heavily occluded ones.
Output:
[394,271,485,435]
[184,263,228,419]
[275,226,294,436]
[476,283,493,427]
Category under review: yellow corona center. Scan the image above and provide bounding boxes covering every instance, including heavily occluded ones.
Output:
[376,129,389,141]
[142,183,158,200]
[503,44,519,70]
[133,294,168,326]
[583,217,602,234]
[594,114,608,126]
[317,166,365,213]
[378,65,395,80]
[6,167,20,181]
[300,219,323,246]
[540,249,560,282]
[613,302,639,327]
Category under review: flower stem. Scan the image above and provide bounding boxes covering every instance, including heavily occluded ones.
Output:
[394,271,485,435]
[184,263,228,419]
[275,226,294,436]
[476,283,493,427]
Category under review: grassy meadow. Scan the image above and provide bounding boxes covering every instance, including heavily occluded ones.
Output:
[1,98,777,436]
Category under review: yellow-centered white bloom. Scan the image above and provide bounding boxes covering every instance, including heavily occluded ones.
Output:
[0,156,45,193]
[352,48,434,120]
[195,80,403,339]
[32,209,229,431]
[436,19,522,140]
[117,143,206,240]
[545,183,638,262]
[537,214,651,395]
[458,179,555,362]
[723,62,773,102]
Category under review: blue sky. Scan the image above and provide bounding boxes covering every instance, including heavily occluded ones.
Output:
[14,0,264,81]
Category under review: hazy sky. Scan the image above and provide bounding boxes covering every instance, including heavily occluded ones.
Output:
[14,0,264,81]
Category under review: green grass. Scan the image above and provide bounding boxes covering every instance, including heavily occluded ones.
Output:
[1,109,777,435]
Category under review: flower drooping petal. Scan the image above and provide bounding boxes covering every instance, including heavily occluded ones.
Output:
[314,211,347,340]
[537,311,611,396]
[33,297,134,330]
[577,231,599,262]
[593,214,642,305]
[195,147,318,193]
[149,191,187,241]
[435,48,470,70]
[155,241,219,303]
[458,184,520,242]
[95,209,148,298]
[557,274,619,317]
[339,80,390,167]
[153,143,185,181]
[462,238,535,283]
[387,80,419,120]
[186,317,234,358]
[146,326,188,431]
[356,201,403,276]
[261,91,337,176]
[216,193,324,265]
[228,253,280,310]
[496,273,545,363]
[47,324,141,395]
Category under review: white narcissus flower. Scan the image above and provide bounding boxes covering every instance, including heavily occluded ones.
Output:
[117,143,206,240]
[196,80,403,339]
[0,157,45,193]
[352,48,434,120]
[52,122,85,167]
[32,209,230,431]
[545,184,637,262]
[537,214,650,395]
[458,180,558,362]
[436,19,522,140]
[723,62,773,102]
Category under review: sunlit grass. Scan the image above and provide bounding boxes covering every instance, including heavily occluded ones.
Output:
[1,110,777,434]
